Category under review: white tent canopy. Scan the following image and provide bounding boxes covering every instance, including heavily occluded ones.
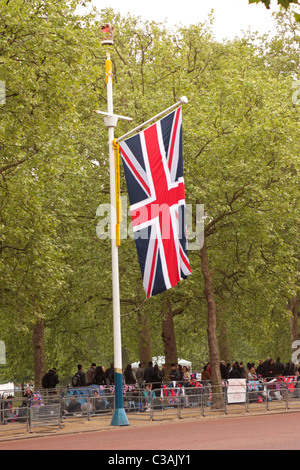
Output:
[0,382,14,397]
[131,357,192,371]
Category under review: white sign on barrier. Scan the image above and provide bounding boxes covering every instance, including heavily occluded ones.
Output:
[227,379,247,404]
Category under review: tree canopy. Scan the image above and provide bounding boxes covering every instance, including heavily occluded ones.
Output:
[1,1,300,386]
[249,0,298,9]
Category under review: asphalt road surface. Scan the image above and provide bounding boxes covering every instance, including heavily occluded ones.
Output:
[1,412,300,451]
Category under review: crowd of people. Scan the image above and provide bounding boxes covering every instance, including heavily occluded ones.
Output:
[39,356,300,393]
[2,357,299,425]
[218,357,300,381]
[67,362,195,389]
[40,361,200,390]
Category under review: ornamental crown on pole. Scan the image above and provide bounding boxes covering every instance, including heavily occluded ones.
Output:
[100,24,114,46]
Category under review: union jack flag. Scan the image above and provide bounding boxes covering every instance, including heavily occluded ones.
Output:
[119,107,191,298]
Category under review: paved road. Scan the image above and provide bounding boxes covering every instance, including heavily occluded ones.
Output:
[1,412,300,451]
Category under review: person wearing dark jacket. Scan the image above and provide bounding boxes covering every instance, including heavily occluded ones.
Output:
[229,363,242,379]
[124,364,136,385]
[267,359,276,378]
[42,368,59,389]
[76,364,87,387]
[151,364,162,397]
[256,360,264,377]
[151,365,162,387]
[94,366,106,385]
[220,361,228,380]
[261,357,270,378]
[275,357,284,376]
[144,362,154,384]
[108,364,115,385]
[86,363,97,385]
[135,363,145,386]
[169,363,181,382]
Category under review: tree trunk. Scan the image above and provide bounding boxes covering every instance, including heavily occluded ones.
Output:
[289,295,300,340]
[32,319,46,389]
[200,239,224,409]
[162,300,178,379]
[217,307,231,364]
[137,309,152,367]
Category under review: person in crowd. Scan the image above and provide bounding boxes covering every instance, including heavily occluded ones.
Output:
[261,357,270,378]
[294,370,300,398]
[65,397,82,415]
[2,395,16,423]
[183,366,191,385]
[245,363,253,380]
[189,374,201,387]
[151,364,162,393]
[124,364,136,385]
[290,362,295,376]
[267,359,276,378]
[104,364,112,385]
[187,374,202,406]
[275,357,284,376]
[81,398,93,415]
[135,363,145,387]
[42,367,59,390]
[92,390,107,412]
[143,384,155,411]
[75,364,87,387]
[22,387,33,407]
[220,361,228,380]
[177,364,184,383]
[229,363,242,379]
[284,362,295,377]
[256,360,264,377]
[201,364,211,383]
[169,363,181,382]
[250,363,257,379]
[86,363,96,386]
[245,363,256,380]
[94,366,106,385]
[238,362,245,378]
[108,364,115,385]
[18,387,33,421]
[144,361,154,384]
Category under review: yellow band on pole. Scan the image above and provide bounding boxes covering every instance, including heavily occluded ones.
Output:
[113,139,121,246]
[105,57,113,84]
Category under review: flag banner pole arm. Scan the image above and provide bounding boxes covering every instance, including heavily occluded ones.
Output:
[116,96,188,143]
[93,110,133,121]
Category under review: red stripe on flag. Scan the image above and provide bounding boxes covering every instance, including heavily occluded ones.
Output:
[144,124,181,288]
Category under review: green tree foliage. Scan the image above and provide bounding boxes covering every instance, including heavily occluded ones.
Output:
[1,2,300,385]
[249,0,299,9]
[249,0,300,22]
[0,0,108,383]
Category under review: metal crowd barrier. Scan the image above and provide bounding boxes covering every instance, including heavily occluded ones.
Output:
[29,402,61,432]
[0,395,29,435]
[1,376,299,436]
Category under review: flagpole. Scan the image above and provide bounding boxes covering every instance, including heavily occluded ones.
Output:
[116,96,188,143]
[104,50,129,427]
